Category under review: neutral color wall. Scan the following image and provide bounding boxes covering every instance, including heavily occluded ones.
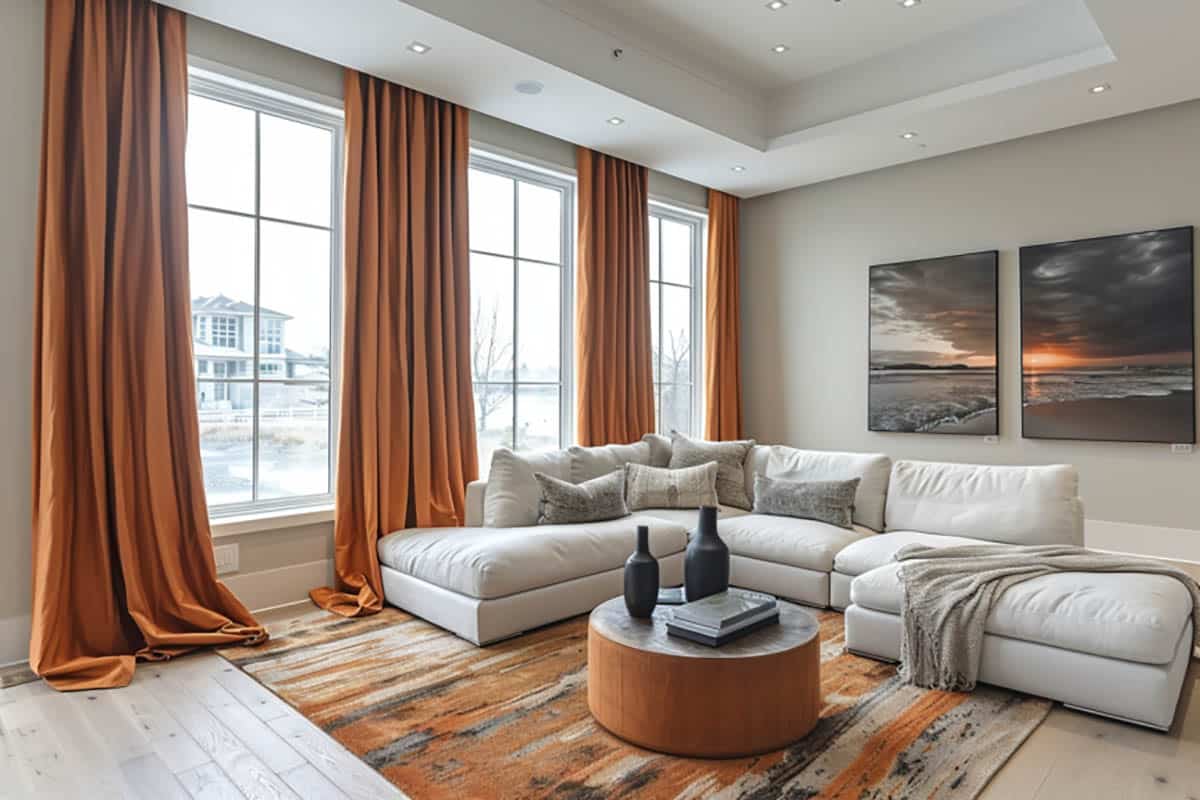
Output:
[741,99,1200,559]
[0,0,43,655]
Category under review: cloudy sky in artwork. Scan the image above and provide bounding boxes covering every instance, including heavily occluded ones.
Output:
[1021,228,1193,366]
[870,252,998,367]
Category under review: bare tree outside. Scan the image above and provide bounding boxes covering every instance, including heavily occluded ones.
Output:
[472,296,513,432]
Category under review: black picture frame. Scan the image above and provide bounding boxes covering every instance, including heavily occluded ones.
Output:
[1019,226,1196,444]
[868,250,1000,436]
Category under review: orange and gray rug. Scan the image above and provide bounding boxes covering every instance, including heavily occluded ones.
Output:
[220,606,1050,799]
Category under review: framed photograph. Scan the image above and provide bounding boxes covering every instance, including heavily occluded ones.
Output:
[868,251,999,435]
[1020,226,1195,443]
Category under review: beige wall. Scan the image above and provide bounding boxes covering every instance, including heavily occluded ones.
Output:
[741,100,1200,559]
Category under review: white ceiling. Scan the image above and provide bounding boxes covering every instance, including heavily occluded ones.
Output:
[160,0,1200,199]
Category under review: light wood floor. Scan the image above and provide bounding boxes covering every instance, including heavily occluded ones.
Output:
[2,606,1198,800]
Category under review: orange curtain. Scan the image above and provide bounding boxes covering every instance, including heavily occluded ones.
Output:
[310,71,478,618]
[575,148,655,446]
[703,189,744,440]
[31,0,266,691]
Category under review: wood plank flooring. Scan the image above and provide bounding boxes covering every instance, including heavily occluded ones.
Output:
[2,604,1197,799]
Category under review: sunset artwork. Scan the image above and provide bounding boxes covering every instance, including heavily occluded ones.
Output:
[1020,227,1195,443]
[868,252,999,434]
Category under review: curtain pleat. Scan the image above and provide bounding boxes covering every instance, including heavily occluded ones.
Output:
[703,189,744,440]
[575,148,655,446]
[31,0,266,691]
[309,70,477,618]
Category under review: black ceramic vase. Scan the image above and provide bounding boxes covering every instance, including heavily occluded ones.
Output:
[684,506,729,602]
[624,525,659,618]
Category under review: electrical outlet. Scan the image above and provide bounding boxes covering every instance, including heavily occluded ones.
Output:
[983,435,999,444]
[214,543,239,575]
[1171,443,1193,454]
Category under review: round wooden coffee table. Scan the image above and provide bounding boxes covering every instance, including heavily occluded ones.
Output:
[587,596,821,758]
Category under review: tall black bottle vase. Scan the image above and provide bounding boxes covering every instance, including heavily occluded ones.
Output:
[684,505,729,602]
[624,525,659,618]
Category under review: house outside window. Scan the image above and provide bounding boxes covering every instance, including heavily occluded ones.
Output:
[186,67,342,514]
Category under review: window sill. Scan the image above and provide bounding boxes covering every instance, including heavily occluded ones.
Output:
[210,504,335,538]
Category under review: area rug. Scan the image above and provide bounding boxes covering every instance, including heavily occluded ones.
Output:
[220,606,1050,799]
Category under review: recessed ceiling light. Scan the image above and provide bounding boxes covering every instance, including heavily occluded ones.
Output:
[898,0,921,7]
[407,41,431,54]
[607,116,625,126]
[766,0,788,9]
[772,44,790,54]
[514,80,544,95]
[1089,83,1111,94]
[900,131,919,140]
[731,165,747,173]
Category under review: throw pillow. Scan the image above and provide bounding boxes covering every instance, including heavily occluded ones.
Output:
[624,461,719,511]
[668,433,756,510]
[641,433,673,467]
[534,470,628,525]
[753,474,860,529]
[483,448,572,527]
[568,441,652,483]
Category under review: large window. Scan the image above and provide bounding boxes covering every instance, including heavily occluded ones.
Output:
[649,204,704,437]
[186,70,342,514]
[468,154,574,472]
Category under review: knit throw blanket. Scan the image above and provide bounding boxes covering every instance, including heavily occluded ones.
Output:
[894,543,1200,692]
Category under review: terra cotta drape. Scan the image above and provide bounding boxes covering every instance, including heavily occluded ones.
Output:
[575,148,655,446]
[309,70,478,617]
[703,189,744,440]
[31,0,266,691]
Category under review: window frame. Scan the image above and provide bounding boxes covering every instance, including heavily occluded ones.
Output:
[467,150,576,462]
[187,68,344,519]
[648,199,706,438]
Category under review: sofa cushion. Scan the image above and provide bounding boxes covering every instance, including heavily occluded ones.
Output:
[850,563,1193,665]
[760,446,891,532]
[483,448,572,528]
[717,513,873,573]
[834,531,983,577]
[885,460,1083,546]
[637,505,751,528]
[568,441,652,483]
[378,516,688,600]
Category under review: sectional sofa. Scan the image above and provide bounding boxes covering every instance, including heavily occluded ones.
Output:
[375,437,1195,731]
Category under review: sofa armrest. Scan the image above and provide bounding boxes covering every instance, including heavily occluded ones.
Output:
[465,479,487,527]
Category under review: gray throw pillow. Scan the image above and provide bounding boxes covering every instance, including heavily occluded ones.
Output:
[534,470,628,525]
[625,461,719,511]
[753,474,860,529]
[668,433,756,510]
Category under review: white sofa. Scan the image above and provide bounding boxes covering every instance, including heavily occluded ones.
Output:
[840,459,1194,731]
[375,441,1194,730]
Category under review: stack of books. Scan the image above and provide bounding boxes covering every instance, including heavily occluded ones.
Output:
[666,589,779,647]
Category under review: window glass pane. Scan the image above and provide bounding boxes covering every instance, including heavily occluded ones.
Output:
[260,221,331,380]
[518,182,561,263]
[661,384,692,437]
[516,384,559,451]
[661,284,692,386]
[474,383,513,472]
[257,383,330,499]
[197,383,253,505]
[661,218,692,285]
[260,114,333,227]
[517,262,560,382]
[653,387,662,435]
[649,216,660,281]
[189,209,255,380]
[469,169,514,256]
[471,253,515,382]
[649,282,660,383]
[186,95,255,213]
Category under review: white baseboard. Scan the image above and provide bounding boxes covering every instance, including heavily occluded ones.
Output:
[222,558,334,614]
[1085,519,1200,568]
[0,614,31,668]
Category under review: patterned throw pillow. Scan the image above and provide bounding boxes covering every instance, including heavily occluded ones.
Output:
[667,433,756,510]
[753,474,860,529]
[624,462,719,511]
[534,470,628,525]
